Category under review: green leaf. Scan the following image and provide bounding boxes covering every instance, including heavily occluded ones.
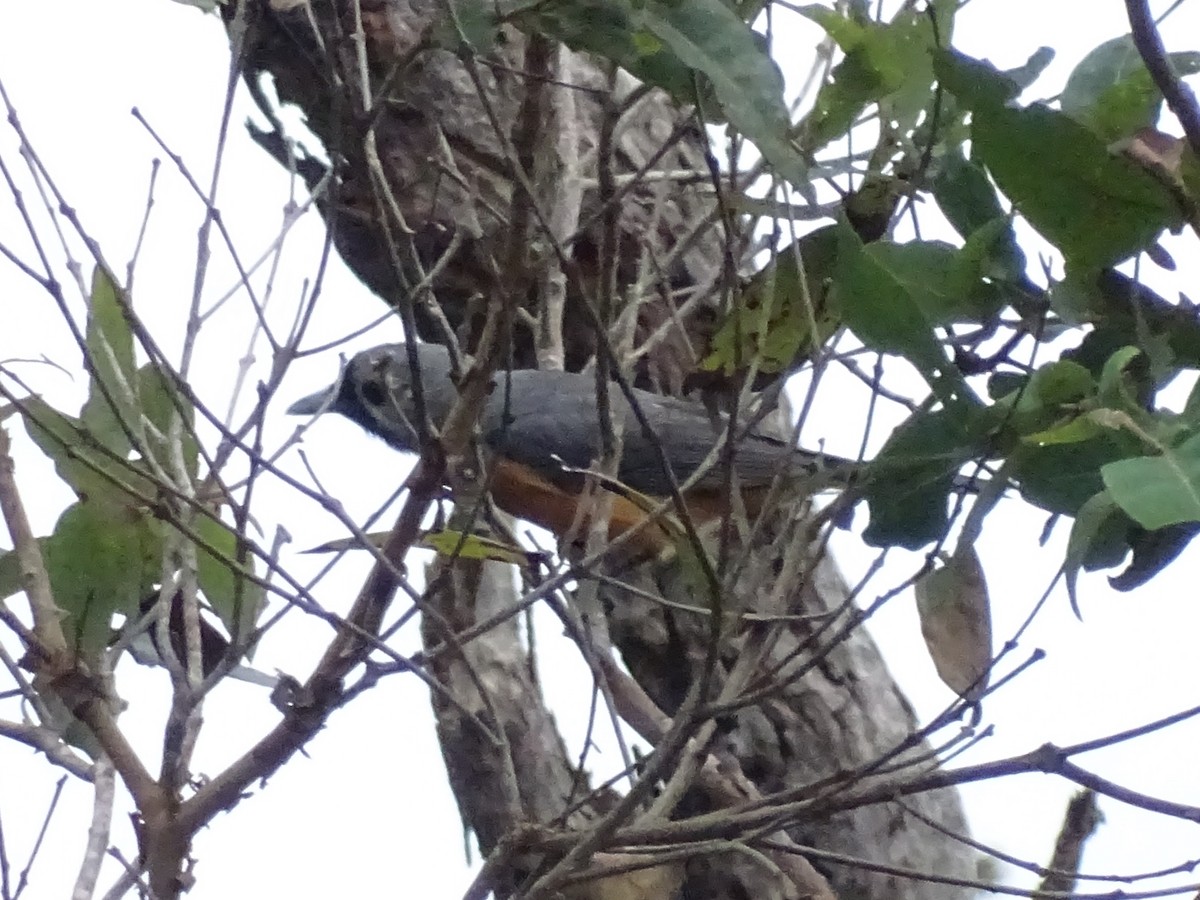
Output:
[521,0,807,187]
[933,153,1027,279]
[1012,435,1133,516]
[1096,345,1148,414]
[519,1,706,111]
[799,6,946,151]
[1063,491,1126,613]
[43,501,153,658]
[864,233,1009,325]
[80,267,136,457]
[929,155,993,231]
[20,397,153,507]
[1102,432,1200,529]
[137,363,198,477]
[970,101,1181,269]
[1025,358,1095,405]
[862,406,989,549]
[934,48,1022,110]
[1062,35,1200,141]
[0,545,26,601]
[998,359,1096,440]
[701,225,841,375]
[832,224,971,406]
[432,0,498,52]
[194,514,262,646]
[633,0,806,187]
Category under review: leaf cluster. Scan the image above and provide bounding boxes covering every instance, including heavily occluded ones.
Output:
[451,3,1200,592]
[0,269,263,725]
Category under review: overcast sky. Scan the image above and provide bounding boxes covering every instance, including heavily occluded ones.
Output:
[1,1,1199,897]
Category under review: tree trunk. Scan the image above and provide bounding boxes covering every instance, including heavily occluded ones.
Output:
[226,2,976,896]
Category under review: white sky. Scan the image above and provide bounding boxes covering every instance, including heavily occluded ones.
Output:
[0,1,1198,897]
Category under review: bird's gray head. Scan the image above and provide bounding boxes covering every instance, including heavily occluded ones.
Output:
[286,343,456,452]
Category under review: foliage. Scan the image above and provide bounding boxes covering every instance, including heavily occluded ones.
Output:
[0,267,263,686]
[523,1,1200,593]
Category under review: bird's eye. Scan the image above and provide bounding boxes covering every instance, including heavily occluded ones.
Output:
[360,379,387,407]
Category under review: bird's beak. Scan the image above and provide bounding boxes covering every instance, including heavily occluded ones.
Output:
[287,386,337,416]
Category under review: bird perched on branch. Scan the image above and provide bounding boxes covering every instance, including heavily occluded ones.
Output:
[288,343,858,556]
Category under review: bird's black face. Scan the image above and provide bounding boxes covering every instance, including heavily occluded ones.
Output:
[287,344,444,454]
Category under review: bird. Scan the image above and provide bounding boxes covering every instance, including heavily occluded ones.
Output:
[287,343,858,556]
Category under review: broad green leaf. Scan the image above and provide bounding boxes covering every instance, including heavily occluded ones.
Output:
[800,47,882,151]
[832,224,971,406]
[0,544,31,601]
[518,1,708,112]
[863,406,989,549]
[195,514,262,646]
[1062,35,1200,141]
[80,267,136,457]
[793,4,865,49]
[432,0,498,52]
[937,50,1182,268]
[20,397,153,507]
[1096,345,1148,415]
[1026,359,1095,407]
[521,0,807,187]
[633,0,806,187]
[933,153,1021,266]
[1012,435,1133,516]
[971,102,1181,269]
[1102,432,1200,529]
[862,234,1008,325]
[43,501,153,657]
[877,7,952,134]
[1048,270,1102,325]
[1003,359,1096,439]
[959,216,1025,285]
[1185,372,1200,421]
[915,547,991,697]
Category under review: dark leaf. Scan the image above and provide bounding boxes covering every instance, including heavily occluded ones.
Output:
[1063,491,1126,613]
[1110,521,1200,591]
[862,406,990,549]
